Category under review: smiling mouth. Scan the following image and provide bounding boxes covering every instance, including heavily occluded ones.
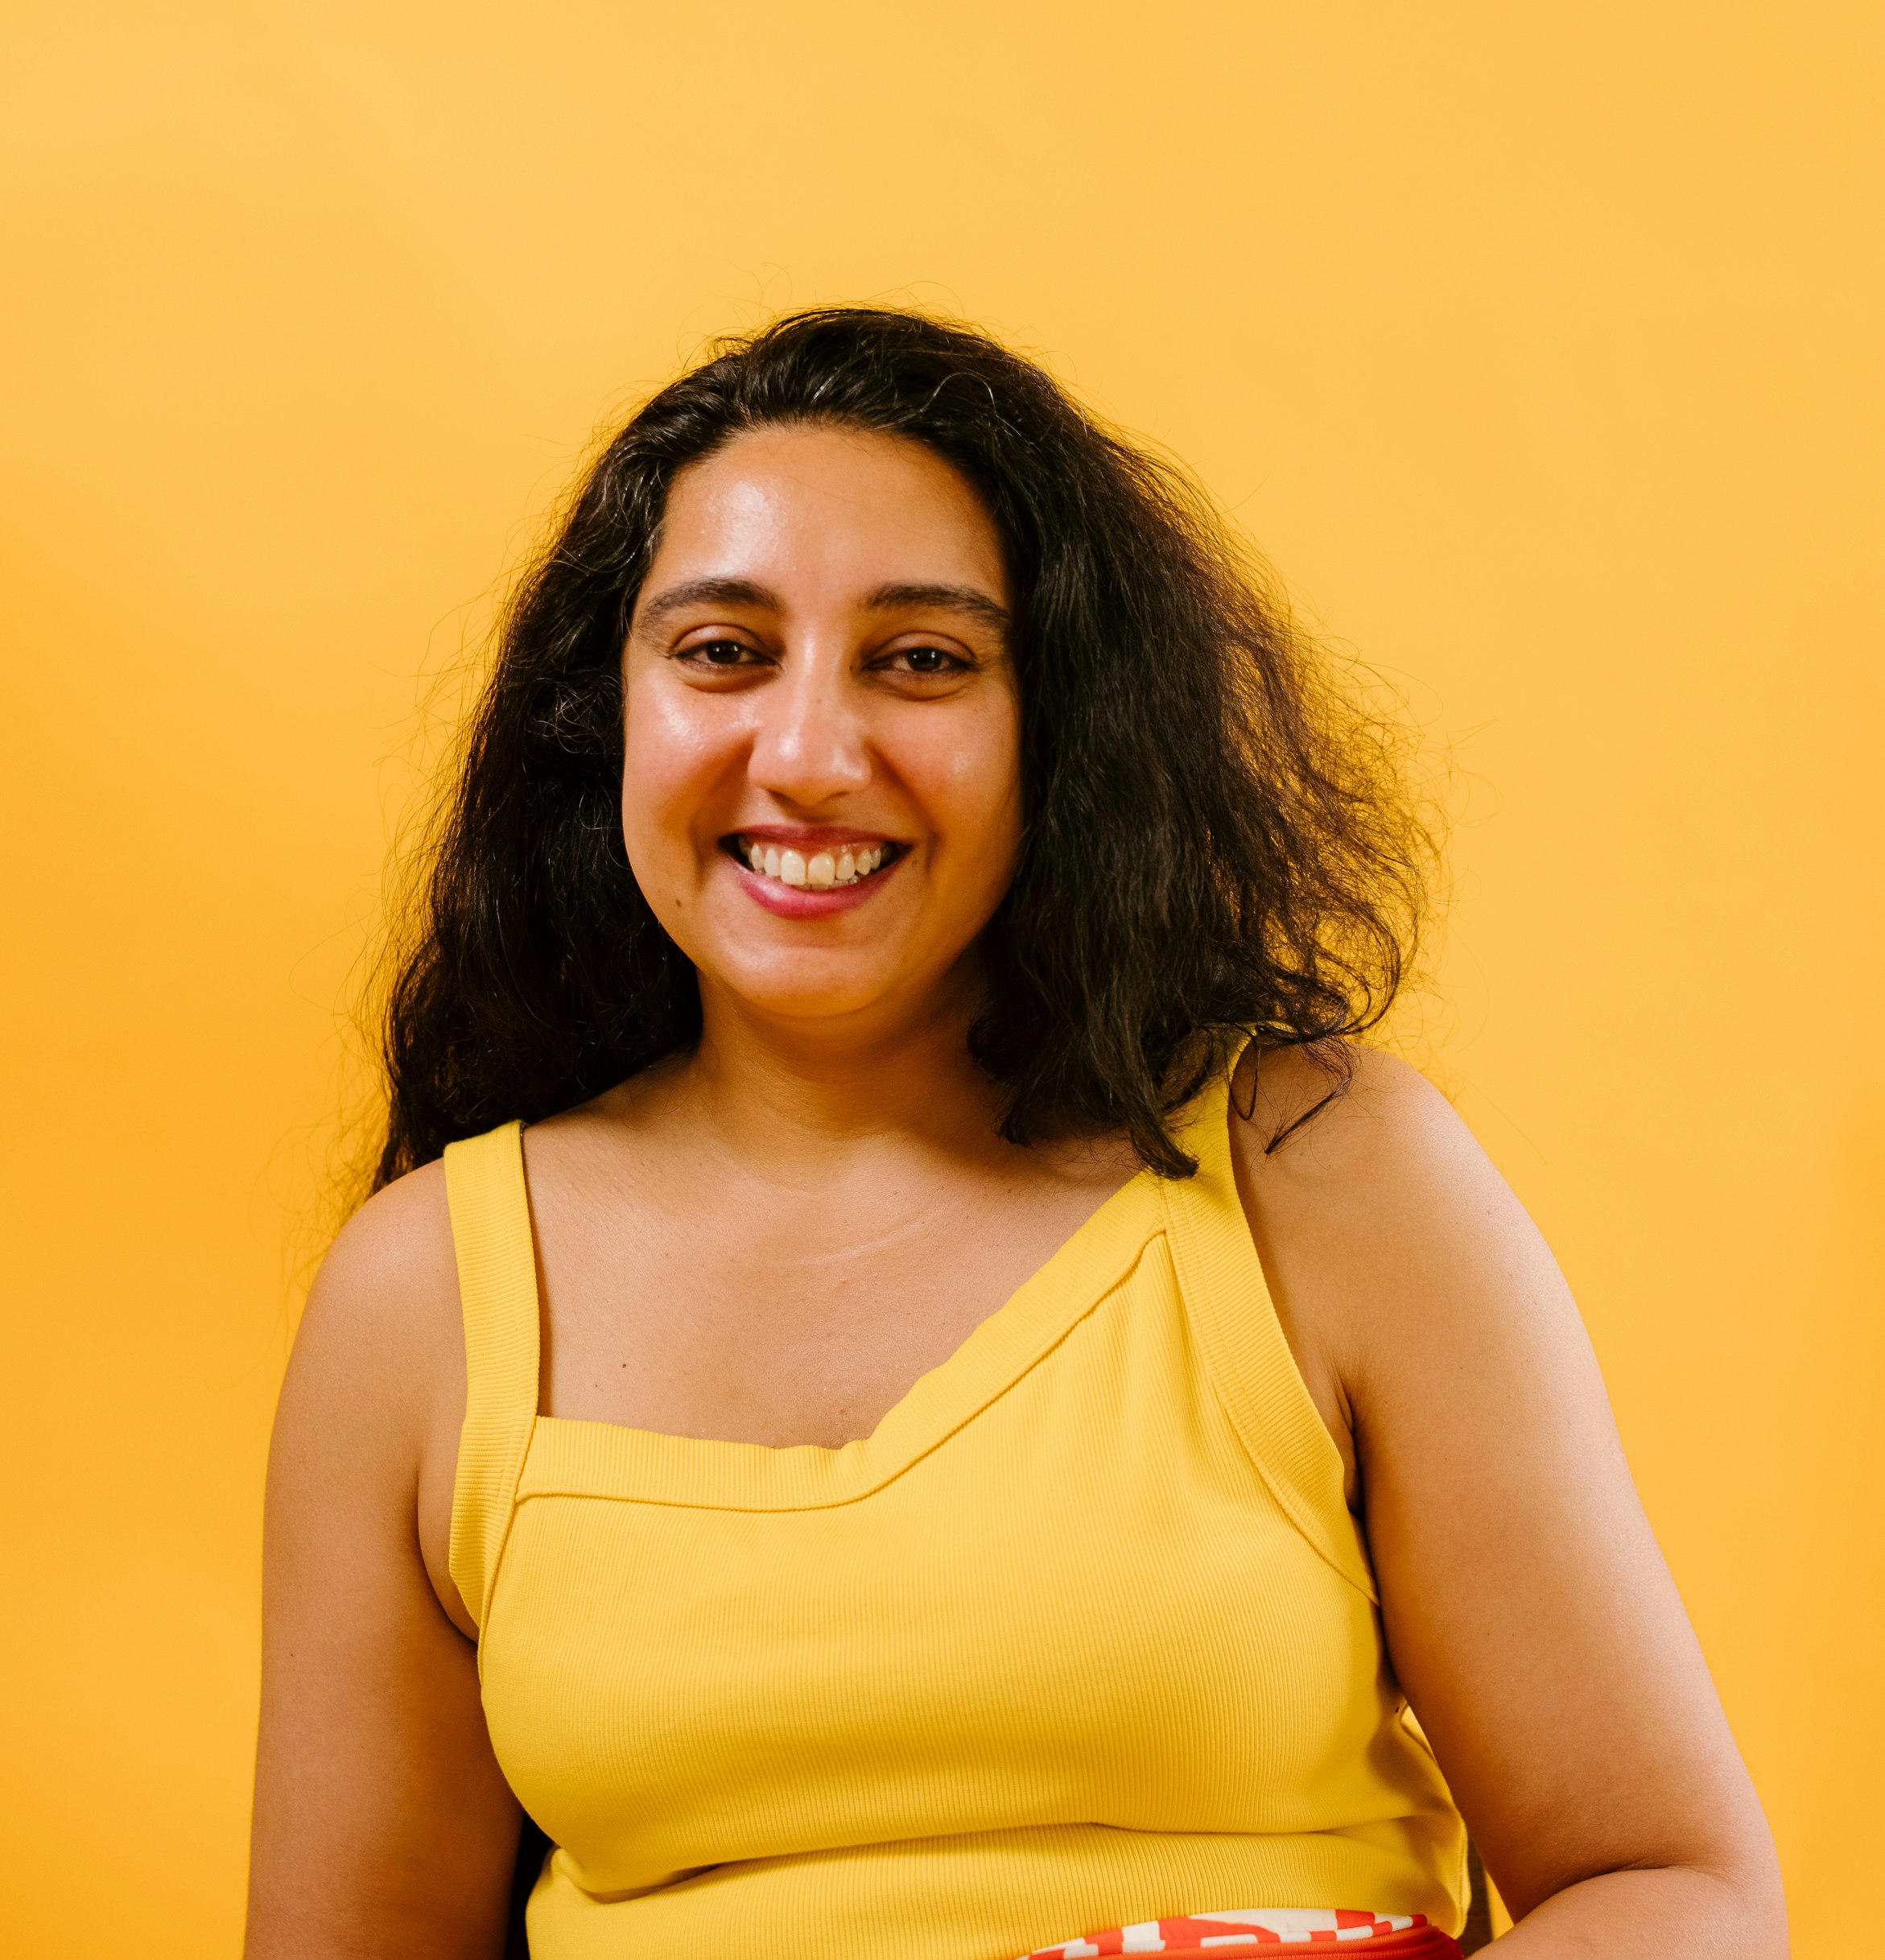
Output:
[725,835,903,890]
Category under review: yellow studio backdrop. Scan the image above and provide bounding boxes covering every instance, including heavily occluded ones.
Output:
[2,3,1879,1953]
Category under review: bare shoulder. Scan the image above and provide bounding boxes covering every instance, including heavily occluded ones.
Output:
[1226,1042,1582,1414]
[276,1161,464,1496]
[293,1162,460,1387]
[1228,1042,1479,1195]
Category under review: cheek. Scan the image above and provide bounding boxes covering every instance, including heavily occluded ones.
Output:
[620,675,735,851]
[906,698,1024,866]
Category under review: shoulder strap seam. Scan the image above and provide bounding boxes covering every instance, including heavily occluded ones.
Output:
[443,1121,542,1636]
[1161,1141,1380,1607]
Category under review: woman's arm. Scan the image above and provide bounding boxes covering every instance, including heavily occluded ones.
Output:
[1231,1048,1786,1958]
[245,1166,521,1959]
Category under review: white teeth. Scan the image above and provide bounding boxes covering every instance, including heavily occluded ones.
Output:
[739,839,891,886]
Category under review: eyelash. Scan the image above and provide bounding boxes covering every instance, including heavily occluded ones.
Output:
[881,645,970,675]
[679,638,765,668]
[674,639,972,676]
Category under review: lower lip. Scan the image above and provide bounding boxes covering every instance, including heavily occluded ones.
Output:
[730,852,903,918]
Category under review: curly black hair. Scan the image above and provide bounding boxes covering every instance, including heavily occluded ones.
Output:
[371,307,1431,1190]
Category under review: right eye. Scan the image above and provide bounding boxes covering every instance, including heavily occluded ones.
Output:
[678,638,765,668]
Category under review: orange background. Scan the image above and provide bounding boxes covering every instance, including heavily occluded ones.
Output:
[2,5,1879,1954]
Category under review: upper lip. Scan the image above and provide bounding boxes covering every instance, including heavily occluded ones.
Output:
[727,824,902,848]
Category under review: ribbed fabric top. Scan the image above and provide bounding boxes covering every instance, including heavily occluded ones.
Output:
[444,1121,538,1630]
[442,1061,1466,1960]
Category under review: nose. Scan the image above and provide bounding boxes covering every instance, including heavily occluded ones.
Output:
[746,654,872,807]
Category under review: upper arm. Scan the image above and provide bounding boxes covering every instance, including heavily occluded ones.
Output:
[245,1166,521,1959]
[1229,1048,1780,1924]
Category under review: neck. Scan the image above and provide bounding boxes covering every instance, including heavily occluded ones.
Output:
[679,968,1011,1176]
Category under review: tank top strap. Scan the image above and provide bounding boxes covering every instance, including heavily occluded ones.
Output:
[443,1120,540,1633]
[1161,1047,1378,1603]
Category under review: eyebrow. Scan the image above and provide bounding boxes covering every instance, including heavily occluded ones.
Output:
[632,576,1011,637]
[861,583,1011,635]
[633,577,779,632]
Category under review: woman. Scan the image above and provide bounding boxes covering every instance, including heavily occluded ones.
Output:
[246,310,1784,1960]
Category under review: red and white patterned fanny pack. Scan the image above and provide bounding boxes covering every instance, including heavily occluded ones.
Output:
[1017,1908,1462,1958]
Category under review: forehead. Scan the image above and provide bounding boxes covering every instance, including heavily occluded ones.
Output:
[650,424,1008,599]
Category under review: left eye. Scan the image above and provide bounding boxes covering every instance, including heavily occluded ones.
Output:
[890,646,962,674]
[690,640,757,666]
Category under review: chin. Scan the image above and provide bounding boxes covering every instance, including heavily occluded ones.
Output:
[712,959,905,1025]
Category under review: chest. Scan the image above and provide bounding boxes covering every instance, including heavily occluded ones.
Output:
[534,1153,1138,1448]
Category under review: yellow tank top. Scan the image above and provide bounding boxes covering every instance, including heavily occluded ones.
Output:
[443,1060,1467,1960]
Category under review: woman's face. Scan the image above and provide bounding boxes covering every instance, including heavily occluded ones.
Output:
[621,423,1021,1033]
